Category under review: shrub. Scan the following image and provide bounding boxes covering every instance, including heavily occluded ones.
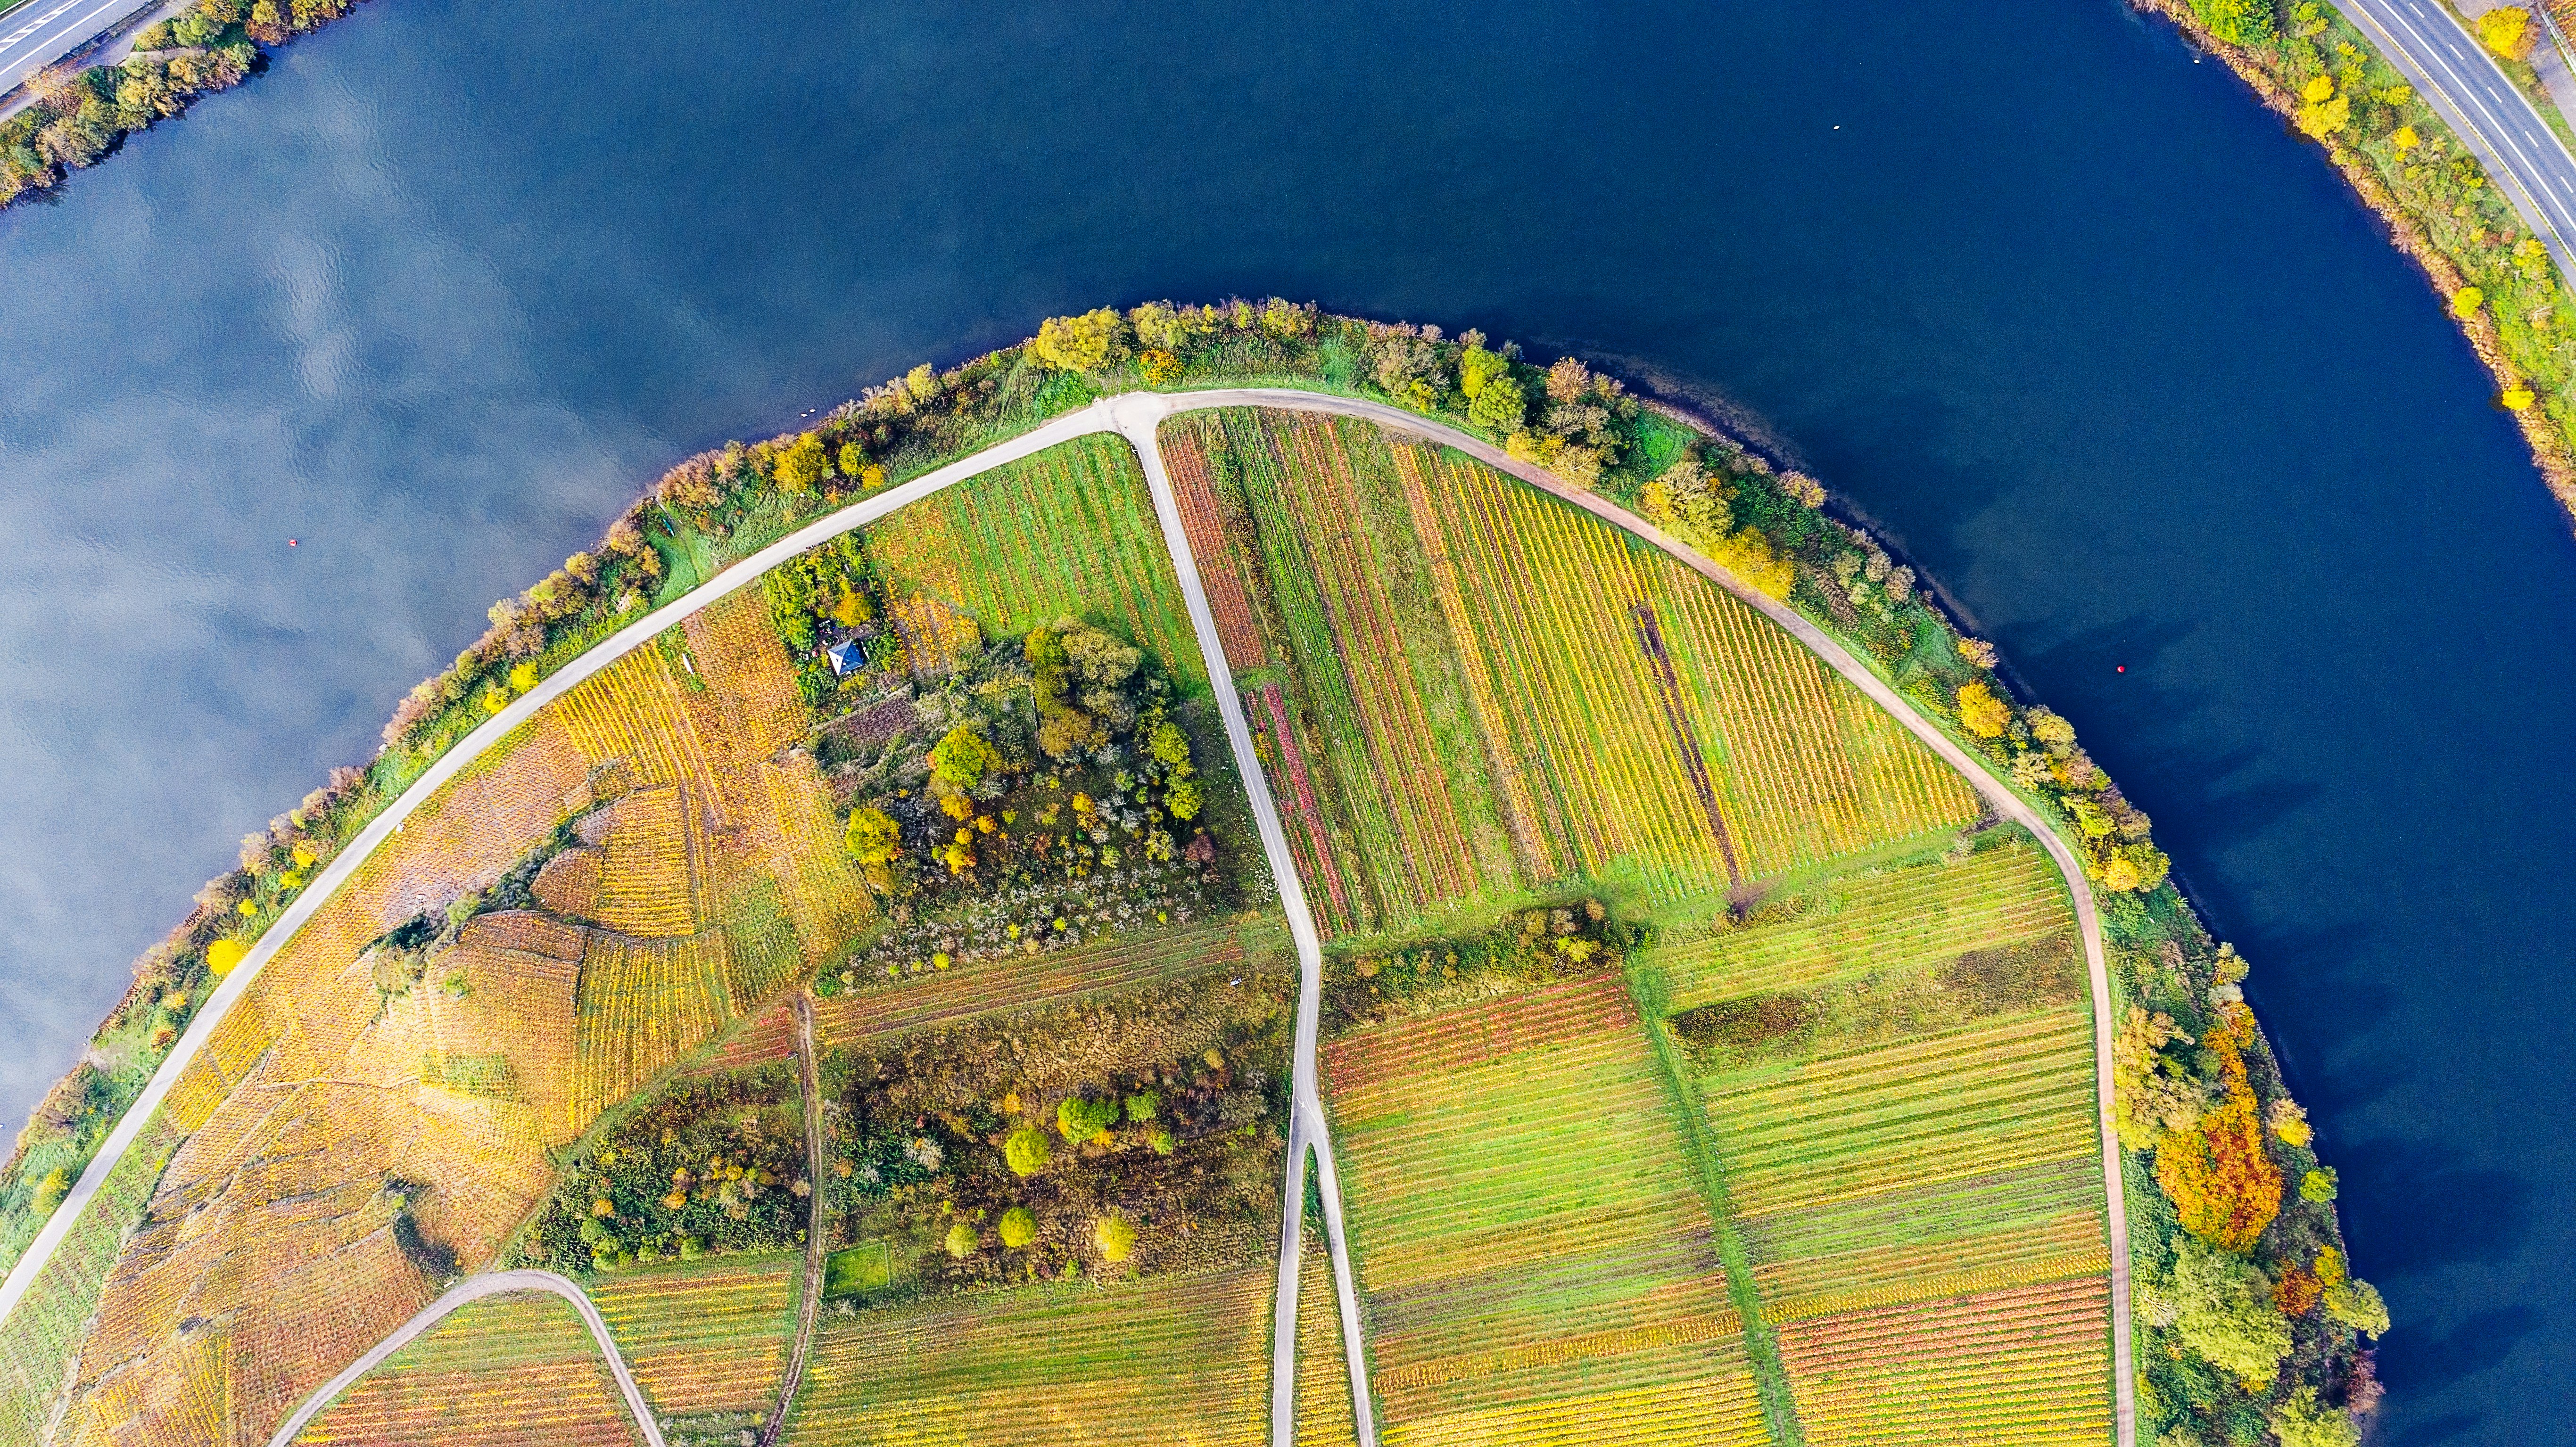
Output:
[998,1206,1036,1248]
[1033,309,1121,372]
[1093,1213,1136,1263]
[1956,681,2011,738]
[1003,1126,1050,1176]
[1124,1089,1160,1123]
[774,432,830,491]
[943,1220,975,1258]
[1057,1094,1119,1144]
[2477,6,2535,60]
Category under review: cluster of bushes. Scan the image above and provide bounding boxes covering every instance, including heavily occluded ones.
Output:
[2115,931,2385,1445]
[513,1073,818,1273]
[2161,0,2576,499]
[813,971,1291,1296]
[816,621,1230,996]
[1321,899,1632,1029]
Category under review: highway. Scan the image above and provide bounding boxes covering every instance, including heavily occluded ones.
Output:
[0,0,154,103]
[2336,0,2576,282]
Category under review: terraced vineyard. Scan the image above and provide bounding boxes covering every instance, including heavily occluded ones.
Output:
[1321,978,1771,1447]
[1162,409,1978,934]
[289,1292,640,1447]
[590,1253,800,1423]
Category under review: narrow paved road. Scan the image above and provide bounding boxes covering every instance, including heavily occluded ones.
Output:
[23,386,2133,1447]
[1111,395,1380,1447]
[259,1269,668,1447]
[2336,0,2576,282]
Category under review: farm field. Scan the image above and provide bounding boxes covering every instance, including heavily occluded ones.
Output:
[22,588,860,1447]
[865,433,1207,694]
[289,1291,641,1447]
[782,1264,1275,1446]
[587,1252,799,1422]
[1161,408,1979,935]
[1655,846,2113,1436]
[1320,976,1771,1447]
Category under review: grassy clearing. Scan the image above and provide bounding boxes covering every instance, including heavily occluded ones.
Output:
[289,1291,640,1447]
[1321,977,1770,1446]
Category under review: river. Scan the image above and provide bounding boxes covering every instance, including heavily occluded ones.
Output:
[0,0,2557,1438]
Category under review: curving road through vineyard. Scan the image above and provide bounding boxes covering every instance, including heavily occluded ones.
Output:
[12,386,2132,1447]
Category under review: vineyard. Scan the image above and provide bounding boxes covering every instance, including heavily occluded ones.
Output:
[782,1265,1274,1446]
[864,434,1206,692]
[1774,1277,2114,1447]
[1659,844,2113,1436]
[588,1252,798,1421]
[1161,409,1978,934]
[289,1291,643,1447]
[1320,978,1770,1447]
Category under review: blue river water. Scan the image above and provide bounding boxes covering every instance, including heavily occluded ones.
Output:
[0,0,2560,1438]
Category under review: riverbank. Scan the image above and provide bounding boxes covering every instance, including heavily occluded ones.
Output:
[0,304,2380,1447]
[2133,0,2576,518]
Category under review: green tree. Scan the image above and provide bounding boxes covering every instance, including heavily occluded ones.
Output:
[2161,1238,2293,1386]
[2322,1277,2389,1337]
[943,1221,976,1258]
[998,1206,1036,1249]
[1004,1126,1050,1176]
[2270,1388,2359,1447]
[1033,309,1122,371]
[1057,1094,1120,1143]
[1470,372,1527,432]
[1124,1089,1161,1123]
[929,724,1002,793]
[843,807,902,872]
[2300,1166,2338,1202]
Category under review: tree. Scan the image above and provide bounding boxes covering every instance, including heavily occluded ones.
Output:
[842,806,901,863]
[943,1221,976,1258]
[998,1206,1036,1249]
[1470,371,1527,432]
[2452,286,2485,320]
[2113,1007,2208,1150]
[774,432,829,491]
[1094,1213,1136,1263]
[2477,6,2535,60]
[1458,344,1511,401]
[2270,1388,2360,1447]
[1124,1089,1160,1122]
[1004,1126,1050,1176]
[2321,1277,2389,1337]
[2301,1166,2338,1202]
[1033,309,1121,372]
[2191,0,2276,44]
[206,937,249,977]
[1956,681,2011,738]
[2163,1237,2293,1385]
[2294,75,2349,140]
[2156,1097,2284,1251]
[928,724,1003,816]
[1057,1094,1119,1144]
